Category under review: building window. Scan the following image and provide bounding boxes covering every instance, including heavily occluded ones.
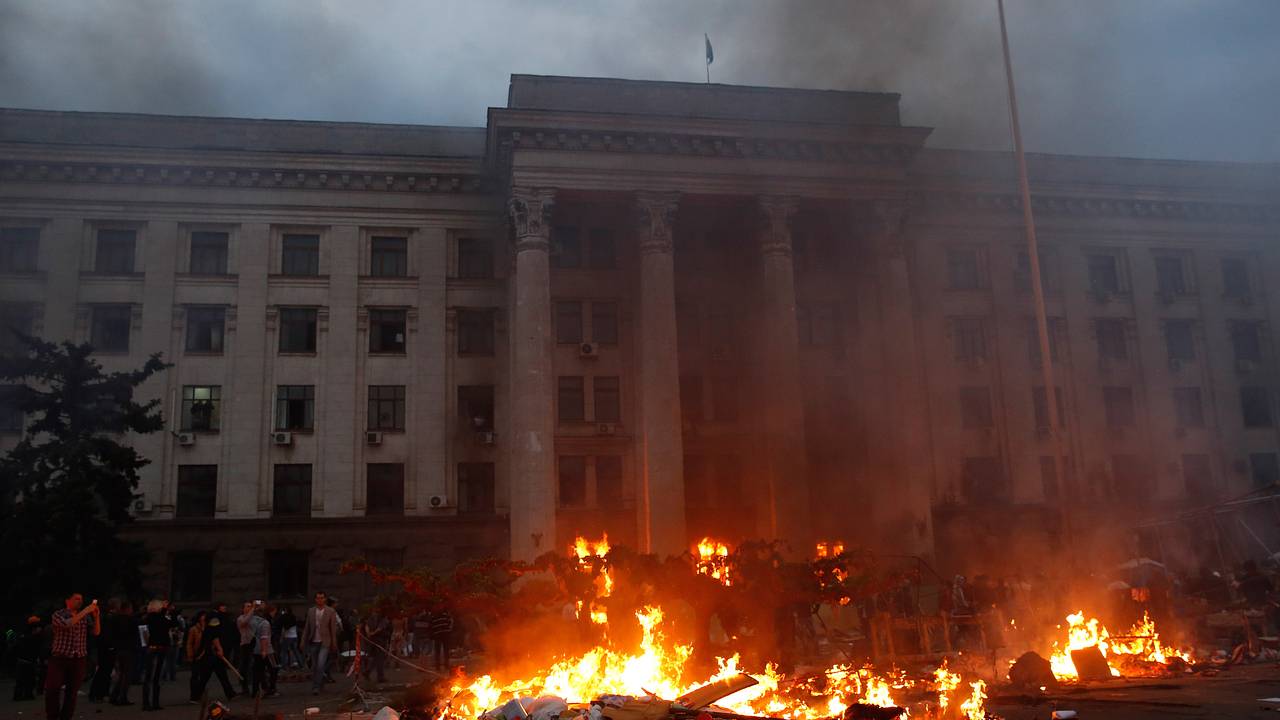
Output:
[951,317,987,362]
[458,462,495,514]
[272,464,312,517]
[1086,252,1123,295]
[551,226,582,268]
[266,550,309,599]
[456,309,494,355]
[1231,322,1263,364]
[558,455,587,508]
[368,309,407,354]
[1014,249,1056,294]
[0,227,39,273]
[1241,386,1272,428]
[1182,454,1215,503]
[946,247,984,290]
[596,455,624,507]
[799,303,841,348]
[1033,386,1066,429]
[1038,456,1071,502]
[367,385,406,431]
[1250,453,1279,488]
[181,385,221,432]
[1028,317,1065,364]
[558,376,585,423]
[1173,387,1205,428]
[593,376,621,423]
[185,307,226,354]
[281,234,320,276]
[0,303,35,355]
[1164,320,1195,362]
[1103,386,1135,428]
[680,375,704,423]
[189,231,229,275]
[556,301,583,344]
[1222,257,1252,300]
[175,465,217,518]
[711,375,739,422]
[457,237,493,279]
[366,463,405,515]
[1110,454,1146,502]
[1154,254,1193,297]
[588,228,616,269]
[278,308,317,353]
[592,302,619,345]
[458,385,495,431]
[95,229,136,274]
[1095,318,1128,361]
[275,386,315,431]
[171,552,214,603]
[370,236,407,277]
[0,386,23,432]
[958,386,993,429]
[961,456,1004,503]
[90,305,131,353]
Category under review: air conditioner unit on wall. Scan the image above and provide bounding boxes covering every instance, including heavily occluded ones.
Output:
[476,431,496,445]
[429,494,451,509]
[272,431,293,446]
[579,342,600,358]
[366,431,383,445]
[133,498,152,514]
[596,423,617,436]
[176,432,196,446]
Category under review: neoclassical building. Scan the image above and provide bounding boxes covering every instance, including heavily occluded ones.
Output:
[2,75,1278,603]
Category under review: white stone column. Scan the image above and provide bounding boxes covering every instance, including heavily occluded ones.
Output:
[756,195,812,554]
[635,191,687,556]
[507,188,557,561]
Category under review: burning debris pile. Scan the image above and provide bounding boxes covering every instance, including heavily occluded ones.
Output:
[1046,611,1193,680]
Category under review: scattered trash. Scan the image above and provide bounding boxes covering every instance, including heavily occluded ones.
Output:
[1007,651,1056,690]
[1050,712,1078,719]
[374,706,403,720]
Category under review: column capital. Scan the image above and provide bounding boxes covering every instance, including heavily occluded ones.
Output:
[635,191,682,255]
[757,195,800,258]
[507,187,556,252]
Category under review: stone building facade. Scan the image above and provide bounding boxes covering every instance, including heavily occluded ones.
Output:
[1,75,1278,604]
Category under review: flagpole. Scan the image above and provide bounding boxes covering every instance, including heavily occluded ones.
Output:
[997,0,1074,555]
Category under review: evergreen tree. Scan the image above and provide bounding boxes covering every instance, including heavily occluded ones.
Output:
[0,336,167,619]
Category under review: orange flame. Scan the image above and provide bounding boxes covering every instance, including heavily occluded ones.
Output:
[1049,611,1192,680]
[695,537,732,587]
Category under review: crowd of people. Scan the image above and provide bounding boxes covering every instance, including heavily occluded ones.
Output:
[4,588,463,717]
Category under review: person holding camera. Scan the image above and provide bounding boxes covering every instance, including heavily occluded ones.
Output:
[45,592,100,720]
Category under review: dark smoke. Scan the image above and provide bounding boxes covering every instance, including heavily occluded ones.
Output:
[0,0,1277,161]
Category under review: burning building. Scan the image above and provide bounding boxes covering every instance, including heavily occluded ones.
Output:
[1,74,1278,602]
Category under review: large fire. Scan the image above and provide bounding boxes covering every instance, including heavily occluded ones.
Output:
[1048,611,1192,680]
[443,537,989,720]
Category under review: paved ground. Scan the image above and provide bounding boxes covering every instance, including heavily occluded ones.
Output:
[2,662,1279,719]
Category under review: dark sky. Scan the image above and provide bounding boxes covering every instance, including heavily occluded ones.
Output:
[1,0,1277,162]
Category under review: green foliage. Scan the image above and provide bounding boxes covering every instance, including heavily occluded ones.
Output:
[0,336,168,620]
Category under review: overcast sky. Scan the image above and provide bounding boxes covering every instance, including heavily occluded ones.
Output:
[1,0,1277,162]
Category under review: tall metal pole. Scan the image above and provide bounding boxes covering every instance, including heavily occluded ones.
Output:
[997,0,1073,547]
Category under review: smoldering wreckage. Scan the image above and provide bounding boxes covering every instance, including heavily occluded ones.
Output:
[197,535,1279,720]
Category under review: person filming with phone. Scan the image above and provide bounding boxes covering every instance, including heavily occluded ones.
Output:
[45,592,100,720]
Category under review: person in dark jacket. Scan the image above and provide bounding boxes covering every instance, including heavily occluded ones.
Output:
[88,599,122,702]
[140,599,173,711]
[11,616,43,701]
[429,607,455,671]
[190,615,237,702]
[108,600,136,706]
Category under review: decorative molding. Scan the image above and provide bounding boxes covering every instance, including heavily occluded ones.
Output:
[507,187,556,252]
[757,195,799,258]
[867,200,911,260]
[634,191,681,255]
[911,190,1280,225]
[0,160,489,194]
[501,128,920,167]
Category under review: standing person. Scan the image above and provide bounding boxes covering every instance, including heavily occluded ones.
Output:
[277,605,301,670]
[108,600,136,706]
[45,592,101,720]
[235,602,255,695]
[87,599,120,702]
[248,604,278,698]
[11,615,43,701]
[390,613,407,658]
[301,591,338,696]
[189,615,236,702]
[163,604,182,681]
[185,612,206,703]
[411,610,431,658]
[211,602,237,679]
[361,608,391,685]
[430,606,455,671]
[140,598,173,711]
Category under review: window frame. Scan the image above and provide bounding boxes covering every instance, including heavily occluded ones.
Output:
[189,230,230,275]
[367,385,406,431]
[185,306,227,355]
[181,385,222,432]
[89,304,132,353]
[278,307,318,354]
[175,464,218,518]
[94,228,137,275]
[366,463,405,516]
[368,308,407,355]
[456,236,494,279]
[558,376,585,423]
[593,376,621,423]
[0,226,40,274]
[271,464,313,517]
[456,308,495,356]
[275,385,316,431]
[369,235,408,278]
[280,233,320,277]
